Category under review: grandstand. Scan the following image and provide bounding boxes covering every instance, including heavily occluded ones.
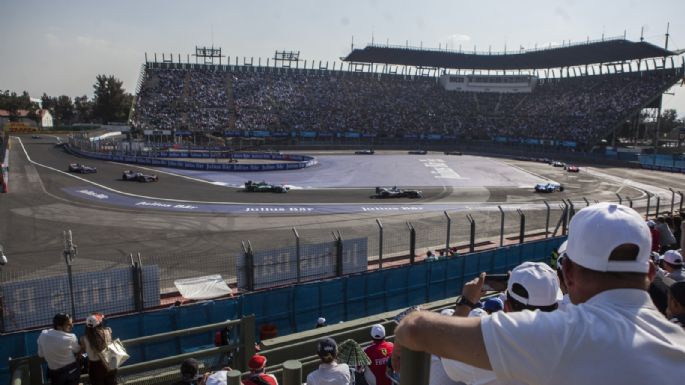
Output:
[131,37,683,150]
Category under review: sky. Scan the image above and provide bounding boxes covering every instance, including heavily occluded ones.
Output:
[1,0,684,115]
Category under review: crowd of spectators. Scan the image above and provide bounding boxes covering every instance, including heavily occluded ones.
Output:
[132,65,679,145]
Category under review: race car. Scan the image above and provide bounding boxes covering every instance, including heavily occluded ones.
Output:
[408,150,428,155]
[552,161,566,167]
[373,186,423,199]
[122,170,159,182]
[444,150,463,155]
[534,182,564,193]
[68,163,97,173]
[354,149,375,155]
[244,180,289,193]
[565,165,580,172]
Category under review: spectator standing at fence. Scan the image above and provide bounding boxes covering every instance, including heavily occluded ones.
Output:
[364,324,394,385]
[37,313,81,385]
[657,217,677,253]
[307,337,351,385]
[392,202,685,385]
[80,313,117,385]
[662,250,685,281]
[242,354,278,385]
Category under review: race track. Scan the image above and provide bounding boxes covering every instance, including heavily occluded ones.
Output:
[2,134,683,286]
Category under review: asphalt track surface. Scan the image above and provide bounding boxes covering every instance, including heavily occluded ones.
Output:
[3,134,685,285]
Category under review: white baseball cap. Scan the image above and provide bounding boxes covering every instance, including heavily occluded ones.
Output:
[370,324,386,339]
[316,317,326,325]
[565,203,651,273]
[663,250,683,266]
[507,262,563,307]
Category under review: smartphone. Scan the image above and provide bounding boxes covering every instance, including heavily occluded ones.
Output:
[482,274,509,292]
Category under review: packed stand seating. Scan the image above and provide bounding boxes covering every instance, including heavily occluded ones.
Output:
[132,64,679,145]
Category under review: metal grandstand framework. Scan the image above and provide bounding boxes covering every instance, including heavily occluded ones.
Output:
[273,50,300,68]
[193,45,225,65]
[342,38,679,70]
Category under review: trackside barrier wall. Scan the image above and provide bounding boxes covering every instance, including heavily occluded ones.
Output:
[639,154,685,173]
[0,237,564,384]
[64,145,318,171]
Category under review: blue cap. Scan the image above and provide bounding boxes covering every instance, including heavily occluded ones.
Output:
[482,297,504,312]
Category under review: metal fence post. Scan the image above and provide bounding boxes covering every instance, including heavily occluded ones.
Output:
[227,370,242,385]
[646,193,652,219]
[282,360,303,385]
[333,230,343,277]
[669,188,675,214]
[466,214,476,253]
[616,193,622,205]
[517,209,525,244]
[561,203,568,235]
[444,211,451,251]
[582,197,589,207]
[292,228,301,283]
[679,191,684,213]
[656,196,661,217]
[131,253,144,312]
[627,196,633,208]
[566,199,575,221]
[407,222,416,264]
[242,241,255,292]
[376,219,383,269]
[543,200,550,238]
[62,230,77,318]
[497,206,505,246]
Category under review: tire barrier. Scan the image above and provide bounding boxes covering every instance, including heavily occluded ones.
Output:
[64,145,317,172]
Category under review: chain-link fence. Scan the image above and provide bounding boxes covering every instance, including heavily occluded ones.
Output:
[2,191,680,332]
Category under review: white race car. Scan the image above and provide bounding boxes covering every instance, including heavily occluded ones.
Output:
[122,170,159,182]
[534,182,564,193]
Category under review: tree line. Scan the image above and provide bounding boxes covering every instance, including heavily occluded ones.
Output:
[0,75,133,126]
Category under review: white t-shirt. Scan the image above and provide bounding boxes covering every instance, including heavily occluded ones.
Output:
[429,354,457,385]
[37,329,80,370]
[306,361,351,385]
[481,289,685,385]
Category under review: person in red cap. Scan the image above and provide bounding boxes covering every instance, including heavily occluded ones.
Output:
[242,354,278,385]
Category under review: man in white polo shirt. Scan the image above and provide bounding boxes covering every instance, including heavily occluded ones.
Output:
[37,313,81,385]
[393,202,685,385]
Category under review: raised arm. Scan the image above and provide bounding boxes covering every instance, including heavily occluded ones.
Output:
[393,310,492,371]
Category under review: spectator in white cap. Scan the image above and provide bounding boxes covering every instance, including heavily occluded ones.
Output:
[364,324,394,385]
[662,250,684,282]
[647,220,660,252]
[392,202,685,385]
[316,317,327,328]
[443,261,562,385]
[81,312,117,385]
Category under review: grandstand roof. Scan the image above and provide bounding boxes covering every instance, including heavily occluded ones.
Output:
[343,39,677,70]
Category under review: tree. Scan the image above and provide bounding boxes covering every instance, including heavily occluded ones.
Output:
[53,95,75,126]
[92,75,132,124]
[74,95,93,123]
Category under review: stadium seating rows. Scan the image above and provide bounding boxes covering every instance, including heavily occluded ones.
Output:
[131,66,679,146]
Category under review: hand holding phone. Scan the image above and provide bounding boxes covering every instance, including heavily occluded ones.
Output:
[482,274,509,292]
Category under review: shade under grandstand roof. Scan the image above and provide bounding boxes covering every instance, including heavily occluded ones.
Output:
[343,39,676,70]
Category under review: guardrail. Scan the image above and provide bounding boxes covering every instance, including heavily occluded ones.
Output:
[8,316,255,385]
